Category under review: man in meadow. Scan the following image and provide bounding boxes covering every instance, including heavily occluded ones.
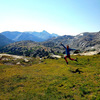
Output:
[61,43,78,64]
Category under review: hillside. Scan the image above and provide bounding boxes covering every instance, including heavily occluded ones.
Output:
[0,40,51,57]
[71,32,100,51]
[0,34,13,48]
[42,31,100,51]
[0,55,100,100]
[44,35,74,45]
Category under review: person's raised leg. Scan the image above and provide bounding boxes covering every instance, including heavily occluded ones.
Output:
[69,57,75,61]
[69,57,78,62]
[64,56,68,64]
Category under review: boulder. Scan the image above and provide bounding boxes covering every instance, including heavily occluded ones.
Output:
[24,58,29,63]
[50,55,61,59]
[16,62,21,65]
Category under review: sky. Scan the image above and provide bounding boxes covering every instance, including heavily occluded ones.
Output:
[0,0,100,36]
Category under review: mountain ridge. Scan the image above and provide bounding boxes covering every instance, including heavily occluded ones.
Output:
[0,31,100,57]
[0,34,14,48]
[1,30,59,42]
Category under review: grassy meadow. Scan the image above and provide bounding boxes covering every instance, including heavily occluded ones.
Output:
[0,55,100,100]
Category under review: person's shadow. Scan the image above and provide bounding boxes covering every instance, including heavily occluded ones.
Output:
[70,68,83,74]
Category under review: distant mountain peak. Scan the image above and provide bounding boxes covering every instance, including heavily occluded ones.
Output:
[42,30,48,33]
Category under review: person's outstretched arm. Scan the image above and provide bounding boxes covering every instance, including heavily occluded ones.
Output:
[60,43,66,49]
[69,48,76,51]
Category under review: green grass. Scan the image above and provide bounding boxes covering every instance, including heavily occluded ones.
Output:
[0,55,100,100]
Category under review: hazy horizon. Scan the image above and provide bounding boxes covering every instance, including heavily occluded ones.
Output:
[0,30,99,36]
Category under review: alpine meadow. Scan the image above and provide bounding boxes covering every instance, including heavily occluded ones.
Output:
[0,55,100,100]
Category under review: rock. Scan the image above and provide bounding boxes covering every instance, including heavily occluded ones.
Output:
[2,58,9,61]
[16,62,21,65]
[79,51,98,56]
[98,52,100,54]
[0,55,3,60]
[40,58,42,60]
[24,58,29,63]
[50,55,61,59]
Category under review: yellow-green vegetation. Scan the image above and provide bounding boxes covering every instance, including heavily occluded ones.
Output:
[0,55,100,100]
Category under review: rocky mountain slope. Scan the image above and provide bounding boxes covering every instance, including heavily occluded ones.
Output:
[0,34,14,48]
[43,31,100,51]
[71,32,100,51]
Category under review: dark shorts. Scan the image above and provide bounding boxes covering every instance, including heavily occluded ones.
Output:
[67,54,70,58]
[65,54,70,58]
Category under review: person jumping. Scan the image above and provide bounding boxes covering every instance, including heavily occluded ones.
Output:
[61,43,78,64]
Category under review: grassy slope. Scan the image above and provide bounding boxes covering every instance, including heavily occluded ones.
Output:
[0,55,100,100]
